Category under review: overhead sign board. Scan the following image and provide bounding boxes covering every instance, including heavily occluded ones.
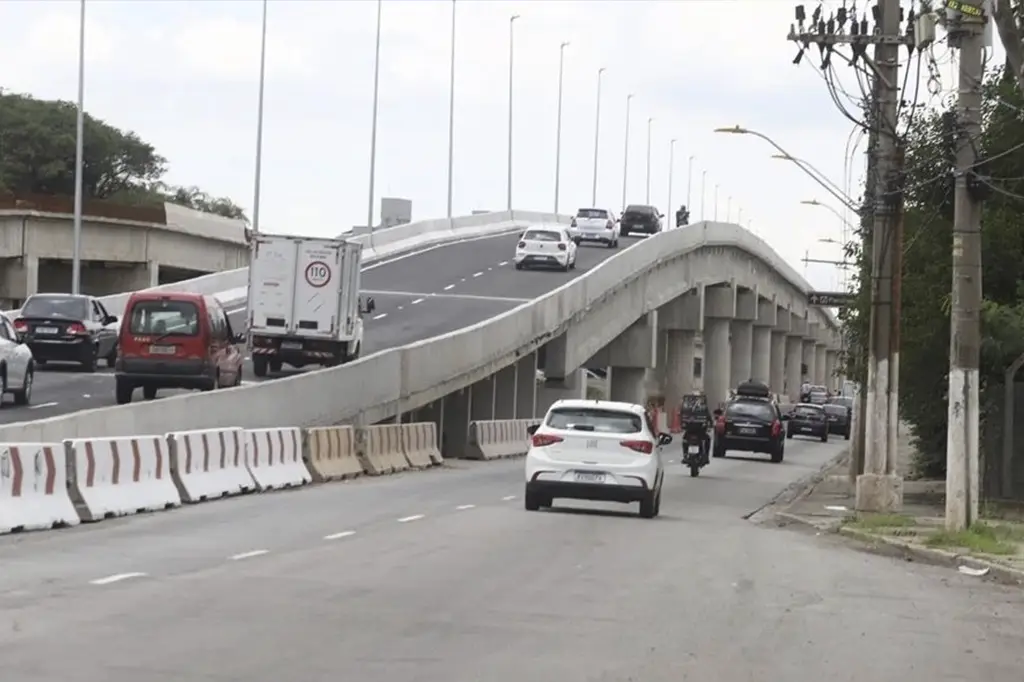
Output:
[808,291,856,308]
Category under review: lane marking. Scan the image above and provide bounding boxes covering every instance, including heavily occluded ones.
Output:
[502,495,516,501]
[324,530,356,540]
[397,514,424,523]
[29,401,59,410]
[362,290,529,304]
[498,260,509,266]
[372,313,388,320]
[444,284,455,291]
[90,572,147,586]
[411,298,425,305]
[455,504,476,510]
[472,271,483,278]
[230,549,269,561]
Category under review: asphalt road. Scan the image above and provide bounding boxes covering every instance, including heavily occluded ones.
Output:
[1,232,637,424]
[1,439,1021,681]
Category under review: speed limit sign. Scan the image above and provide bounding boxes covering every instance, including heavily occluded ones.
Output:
[304,261,332,288]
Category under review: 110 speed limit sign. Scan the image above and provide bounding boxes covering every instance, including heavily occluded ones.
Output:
[304,261,332,288]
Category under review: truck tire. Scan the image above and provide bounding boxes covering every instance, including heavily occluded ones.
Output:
[253,356,269,378]
[269,359,282,373]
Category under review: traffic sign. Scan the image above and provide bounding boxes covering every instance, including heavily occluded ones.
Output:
[807,291,856,307]
[304,261,332,288]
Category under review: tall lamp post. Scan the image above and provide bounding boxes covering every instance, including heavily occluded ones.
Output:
[666,139,677,227]
[590,67,606,206]
[620,94,633,211]
[553,40,569,213]
[445,0,456,219]
[71,0,87,294]
[645,117,654,203]
[700,170,707,221]
[366,0,382,246]
[686,155,694,217]
[506,13,520,211]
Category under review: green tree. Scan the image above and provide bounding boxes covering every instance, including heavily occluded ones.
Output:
[0,90,246,222]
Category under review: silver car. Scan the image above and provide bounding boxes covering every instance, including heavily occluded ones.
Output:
[0,313,34,406]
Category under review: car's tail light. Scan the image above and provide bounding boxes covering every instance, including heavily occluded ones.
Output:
[517,241,526,249]
[570,218,577,227]
[771,420,782,437]
[13,319,26,333]
[606,219,614,228]
[557,243,567,251]
[715,416,726,434]
[531,433,563,447]
[66,322,88,335]
[620,439,653,454]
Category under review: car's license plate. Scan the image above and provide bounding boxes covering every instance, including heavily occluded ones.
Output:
[738,427,756,435]
[35,326,57,334]
[801,426,812,432]
[281,341,302,350]
[574,471,605,484]
[149,345,176,355]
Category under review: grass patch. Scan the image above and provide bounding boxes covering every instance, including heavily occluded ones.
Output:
[923,522,1024,556]
[844,513,917,531]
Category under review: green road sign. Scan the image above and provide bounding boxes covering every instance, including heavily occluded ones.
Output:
[808,291,856,307]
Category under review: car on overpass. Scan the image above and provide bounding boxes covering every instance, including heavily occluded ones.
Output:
[514,226,578,272]
[0,312,34,406]
[570,207,620,248]
[523,399,670,518]
[619,204,663,236]
[12,293,119,371]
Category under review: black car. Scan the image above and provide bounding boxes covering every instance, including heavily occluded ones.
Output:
[786,403,829,442]
[713,381,786,463]
[12,293,119,371]
[620,204,662,236]
[825,396,854,439]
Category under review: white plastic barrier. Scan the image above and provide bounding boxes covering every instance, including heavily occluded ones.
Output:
[245,427,311,490]
[0,443,79,533]
[167,427,256,503]
[65,435,181,521]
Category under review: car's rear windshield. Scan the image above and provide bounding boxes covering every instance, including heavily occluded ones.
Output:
[546,407,642,434]
[829,397,853,408]
[726,400,776,420]
[823,404,847,416]
[807,392,828,403]
[577,208,608,219]
[523,230,562,242]
[794,405,824,417]
[21,295,89,320]
[623,205,653,214]
[128,300,200,336]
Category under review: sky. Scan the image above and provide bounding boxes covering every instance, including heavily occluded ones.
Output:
[0,0,993,292]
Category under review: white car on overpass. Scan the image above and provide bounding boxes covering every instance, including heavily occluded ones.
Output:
[523,399,670,518]
[570,207,620,248]
[514,226,578,272]
[0,313,34,406]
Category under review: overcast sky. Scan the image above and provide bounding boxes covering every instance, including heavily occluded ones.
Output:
[0,0,978,291]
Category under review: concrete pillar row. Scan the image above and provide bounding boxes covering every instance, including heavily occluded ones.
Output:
[662,330,697,410]
[536,368,587,417]
[493,363,518,420]
[769,331,786,396]
[785,336,803,403]
[704,317,731,409]
[824,349,839,394]
[514,351,538,419]
[730,320,753,387]
[608,367,647,404]
[814,343,828,388]
[441,388,472,458]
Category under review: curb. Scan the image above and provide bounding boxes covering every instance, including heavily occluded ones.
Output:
[744,448,850,522]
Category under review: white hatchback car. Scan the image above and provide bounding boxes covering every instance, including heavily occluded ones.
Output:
[570,207,619,248]
[0,313,34,406]
[524,399,670,518]
[514,226,578,271]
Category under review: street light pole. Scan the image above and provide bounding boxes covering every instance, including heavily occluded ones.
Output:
[445,0,456,219]
[686,155,693,216]
[553,41,569,213]
[667,139,676,228]
[726,195,731,222]
[71,0,87,295]
[251,0,268,239]
[700,170,707,221]
[645,117,653,203]
[506,14,520,211]
[620,94,633,211]
[366,0,382,245]
[591,67,605,206]
[713,183,719,221]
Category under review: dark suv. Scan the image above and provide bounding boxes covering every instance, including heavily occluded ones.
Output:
[620,204,662,236]
[713,381,787,463]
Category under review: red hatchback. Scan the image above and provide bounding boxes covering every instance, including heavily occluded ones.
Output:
[115,292,244,404]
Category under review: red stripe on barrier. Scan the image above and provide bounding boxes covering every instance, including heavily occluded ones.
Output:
[184,435,194,473]
[43,447,56,495]
[131,439,142,482]
[111,441,121,485]
[201,433,211,472]
[153,438,164,479]
[278,430,286,465]
[233,431,241,467]
[9,446,23,497]
[84,441,96,487]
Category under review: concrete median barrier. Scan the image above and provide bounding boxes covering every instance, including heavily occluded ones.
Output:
[0,442,79,533]
[65,436,181,522]
[245,427,311,491]
[304,426,362,481]
[400,422,442,467]
[360,425,410,475]
[168,427,256,503]
[467,419,540,460]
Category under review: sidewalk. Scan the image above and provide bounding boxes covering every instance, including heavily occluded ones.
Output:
[776,429,1024,587]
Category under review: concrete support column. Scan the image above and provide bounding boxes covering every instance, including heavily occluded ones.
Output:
[785,336,802,402]
[824,350,839,393]
[750,326,771,385]
[536,368,586,417]
[663,330,696,409]
[470,375,495,422]
[514,351,537,419]
[801,339,816,386]
[769,331,786,396]
[814,344,827,387]
[23,255,39,300]
[440,389,471,458]
[703,317,731,409]
[729,320,753,388]
[493,364,517,419]
[609,367,646,404]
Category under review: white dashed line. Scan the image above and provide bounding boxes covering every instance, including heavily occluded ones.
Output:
[397,305,404,310]
[230,549,269,561]
[472,271,483,278]
[324,530,356,541]
[372,313,388,320]
[90,572,147,586]
[444,284,455,291]
[498,260,509,266]
[502,495,516,501]
[29,401,58,410]
[397,514,425,523]
[411,298,424,305]
[460,277,467,282]
[455,504,476,510]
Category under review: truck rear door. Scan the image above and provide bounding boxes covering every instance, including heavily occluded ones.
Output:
[292,239,343,339]
[337,242,362,337]
[249,236,298,334]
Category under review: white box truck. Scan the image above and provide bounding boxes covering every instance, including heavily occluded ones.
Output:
[246,232,376,377]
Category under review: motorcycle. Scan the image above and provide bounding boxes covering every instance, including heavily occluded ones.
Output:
[680,425,710,477]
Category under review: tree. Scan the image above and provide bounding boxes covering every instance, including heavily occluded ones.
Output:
[0,90,246,222]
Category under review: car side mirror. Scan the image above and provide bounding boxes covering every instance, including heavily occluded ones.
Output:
[519,231,525,239]
[366,297,376,314]
[526,424,539,436]
[658,433,673,446]
[105,315,118,324]
[573,236,582,245]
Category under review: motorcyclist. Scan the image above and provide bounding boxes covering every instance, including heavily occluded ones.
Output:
[678,392,711,463]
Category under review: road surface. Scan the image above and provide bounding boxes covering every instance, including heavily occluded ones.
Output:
[1,437,1020,681]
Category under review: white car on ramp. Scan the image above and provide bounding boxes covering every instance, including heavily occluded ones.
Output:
[514,226,578,272]
[524,399,670,518]
[570,207,620,248]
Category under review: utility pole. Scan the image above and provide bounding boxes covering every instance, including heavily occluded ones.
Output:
[788,0,913,512]
[944,4,987,531]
